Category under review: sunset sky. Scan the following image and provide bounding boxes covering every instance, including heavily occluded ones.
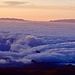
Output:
[0,0,75,21]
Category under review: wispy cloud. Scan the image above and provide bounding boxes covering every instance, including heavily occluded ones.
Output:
[0,1,75,10]
[18,5,75,10]
[2,1,29,6]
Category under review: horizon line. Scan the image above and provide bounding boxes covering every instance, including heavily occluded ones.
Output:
[0,17,75,22]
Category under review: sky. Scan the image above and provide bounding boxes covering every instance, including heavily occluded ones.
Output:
[0,0,75,21]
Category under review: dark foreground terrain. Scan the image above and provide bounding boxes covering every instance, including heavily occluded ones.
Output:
[0,64,75,75]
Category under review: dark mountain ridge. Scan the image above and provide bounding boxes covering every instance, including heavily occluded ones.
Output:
[0,64,74,75]
[0,18,25,21]
[50,19,75,23]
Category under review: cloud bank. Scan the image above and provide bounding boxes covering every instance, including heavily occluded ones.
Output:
[0,22,75,66]
[0,33,75,66]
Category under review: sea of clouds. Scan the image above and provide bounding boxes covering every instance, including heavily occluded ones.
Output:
[0,21,75,66]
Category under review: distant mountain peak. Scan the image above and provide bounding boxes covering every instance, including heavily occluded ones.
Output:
[50,19,75,23]
[0,18,25,21]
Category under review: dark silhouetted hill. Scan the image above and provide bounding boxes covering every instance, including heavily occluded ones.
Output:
[0,64,74,75]
[0,18,25,21]
[50,19,75,23]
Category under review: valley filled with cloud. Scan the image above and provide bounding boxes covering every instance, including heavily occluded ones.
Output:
[0,21,75,66]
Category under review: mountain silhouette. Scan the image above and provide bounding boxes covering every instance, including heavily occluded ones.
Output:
[50,19,75,23]
[0,64,74,75]
[0,18,25,21]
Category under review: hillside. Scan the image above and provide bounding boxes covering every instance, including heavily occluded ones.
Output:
[0,64,74,75]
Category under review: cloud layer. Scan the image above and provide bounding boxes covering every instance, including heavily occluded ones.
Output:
[0,33,75,66]
[0,21,75,66]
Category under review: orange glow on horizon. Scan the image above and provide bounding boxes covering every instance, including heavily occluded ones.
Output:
[0,6,75,21]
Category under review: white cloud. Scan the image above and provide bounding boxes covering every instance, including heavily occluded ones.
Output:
[0,59,7,64]
[0,22,75,66]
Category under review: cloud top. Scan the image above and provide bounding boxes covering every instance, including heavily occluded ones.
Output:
[0,22,75,67]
